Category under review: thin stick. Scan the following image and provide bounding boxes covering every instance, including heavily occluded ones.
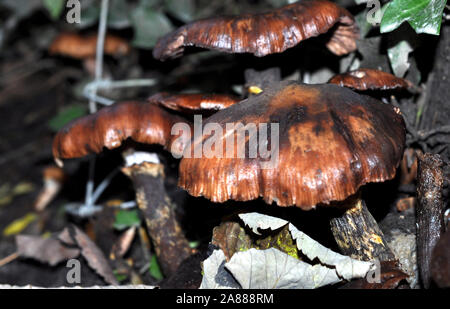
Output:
[83,79,157,106]
[89,0,109,114]
[84,0,109,209]
[0,252,19,268]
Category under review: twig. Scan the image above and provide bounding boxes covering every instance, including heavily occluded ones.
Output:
[82,0,109,215]
[0,252,19,268]
[89,0,109,114]
[417,125,450,140]
[416,153,445,288]
[83,79,157,106]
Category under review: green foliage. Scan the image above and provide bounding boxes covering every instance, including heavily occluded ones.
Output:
[42,0,65,19]
[387,40,413,77]
[48,104,87,131]
[381,0,447,35]
[149,255,164,280]
[130,2,173,49]
[113,209,141,230]
[164,0,195,22]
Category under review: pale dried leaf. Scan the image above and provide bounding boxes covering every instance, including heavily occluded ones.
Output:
[225,248,342,289]
[71,226,119,285]
[16,235,80,266]
[238,213,288,235]
[239,212,374,280]
[199,249,240,289]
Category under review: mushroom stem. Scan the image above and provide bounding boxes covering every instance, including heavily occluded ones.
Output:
[122,155,191,277]
[330,193,395,262]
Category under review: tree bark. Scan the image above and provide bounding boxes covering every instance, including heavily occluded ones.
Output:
[420,24,450,159]
[416,153,445,288]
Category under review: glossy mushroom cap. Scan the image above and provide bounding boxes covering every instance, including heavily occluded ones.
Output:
[153,0,359,60]
[179,81,406,209]
[148,92,240,113]
[49,33,130,59]
[52,101,192,160]
[328,68,415,91]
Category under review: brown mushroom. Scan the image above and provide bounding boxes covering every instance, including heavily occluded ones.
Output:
[34,166,66,212]
[178,81,405,261]
[148,92,240,114]
[53,101,191,161]
[328,68,416,91]
[153,0,359,61]
[49,32,131,59]
[52,101,193,276]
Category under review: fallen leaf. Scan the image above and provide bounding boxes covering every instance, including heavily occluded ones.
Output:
[211,221,253,260]
[199,249,240,289]
[239,212,374,280]
[16,235,80,266]
[225,248,345,289]
[63,225,119,285]
[110,226,136,260]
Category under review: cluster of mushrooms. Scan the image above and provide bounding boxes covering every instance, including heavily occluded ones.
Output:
[52,0,413,278]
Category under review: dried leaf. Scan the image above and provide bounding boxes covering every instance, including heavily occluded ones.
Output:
[110,226,136,260]
[199,249,240,289]
[239,212,374,280]
[16,235,80,266]
[238,213,288,235]
[68,226,119,285]
[211,221,253,260]
[225,248,344,289]
[341,261,409,289]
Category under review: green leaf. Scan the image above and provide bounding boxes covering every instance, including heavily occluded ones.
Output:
[42,0,65,19]
[387,40,413,77]
[113,209,141,230]
[108,0,131,29]
[165,0,195,22]
[381,0,447,35]
[76,5,100,29]
[131,4,173,49]
[48,104,87,132]
[113,270,128,282]
[149,255,164,280]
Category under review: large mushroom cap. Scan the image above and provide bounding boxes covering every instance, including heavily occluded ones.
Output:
[179,81,405,209]
[153,0,359,60]
[53,101,191,160]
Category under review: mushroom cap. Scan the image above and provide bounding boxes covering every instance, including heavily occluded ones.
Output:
[328,68,415,91]
[153,0,359,60]
[49,33,130,59]
[148,92,240,113]
[53,101,191,160]
[179,81,405,209]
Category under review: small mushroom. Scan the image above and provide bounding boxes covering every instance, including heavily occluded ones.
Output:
[53,101,191,161]
[148,92,240,114]
[153,0,359,61]
[34,166,66,212]
[52,102,193,276]
[328,68,416,92]
[49,32,131,59]
[179,81,405,261]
